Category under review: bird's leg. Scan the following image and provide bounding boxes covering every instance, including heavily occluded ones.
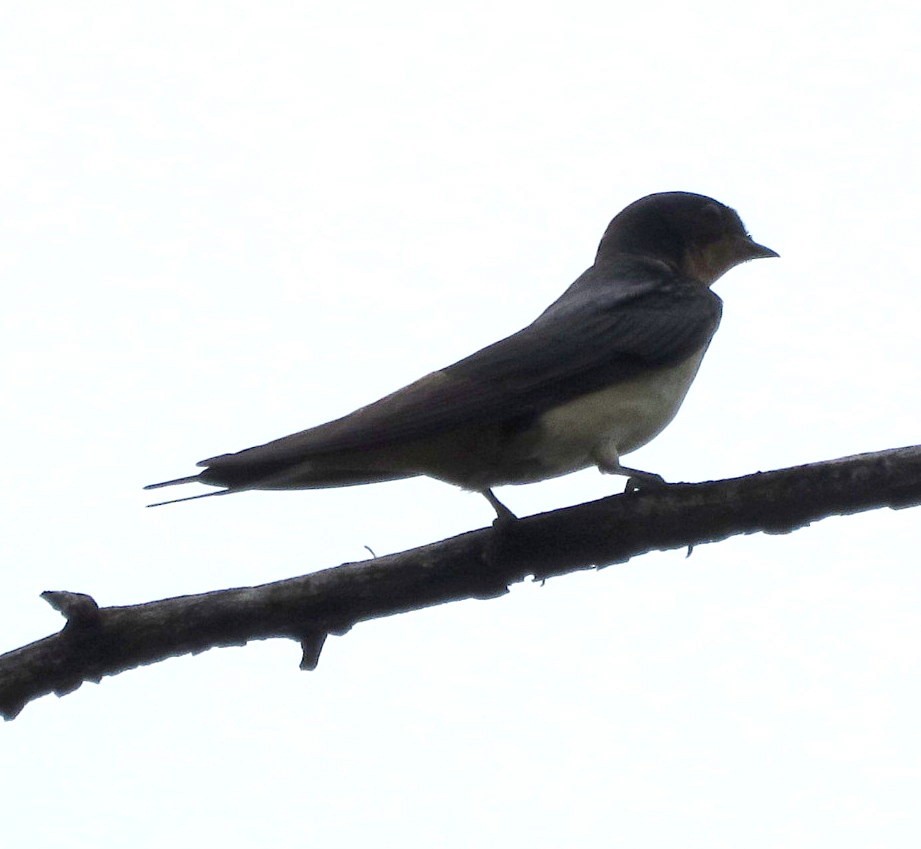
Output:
[592,444,666,493]
[478,488,518,573]
[481,488,518,526]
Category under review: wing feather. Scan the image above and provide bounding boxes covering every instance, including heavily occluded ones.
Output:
[200,258,721,481]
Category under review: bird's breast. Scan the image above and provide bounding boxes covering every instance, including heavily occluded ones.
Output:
[524,348,709,475]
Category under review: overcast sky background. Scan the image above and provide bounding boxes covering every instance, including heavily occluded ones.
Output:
[2,2,920,846]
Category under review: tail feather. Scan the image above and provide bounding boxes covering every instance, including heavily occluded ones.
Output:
[144,474,204,490]
[146,488,232,508]
[144,454,414,507]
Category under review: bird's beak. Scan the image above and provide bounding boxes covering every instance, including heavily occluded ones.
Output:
[741,237,779,260]
[685,233,779,285]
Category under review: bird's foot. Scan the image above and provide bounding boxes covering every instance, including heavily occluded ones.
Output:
[481,488,518,527]
[594,451,667,494]
[623,470,667,493]
[479,488,520,571]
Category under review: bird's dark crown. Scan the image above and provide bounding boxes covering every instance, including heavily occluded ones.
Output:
[595,191,776,285]
[597,192,747,266]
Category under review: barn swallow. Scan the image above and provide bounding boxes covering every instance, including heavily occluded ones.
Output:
[146,191,777,517]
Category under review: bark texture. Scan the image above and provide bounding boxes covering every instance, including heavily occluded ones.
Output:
[2,445,920,719]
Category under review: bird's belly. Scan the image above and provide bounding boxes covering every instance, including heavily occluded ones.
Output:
[519,351,707,479]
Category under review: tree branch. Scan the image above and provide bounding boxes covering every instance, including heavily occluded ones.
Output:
[3,444,921,719]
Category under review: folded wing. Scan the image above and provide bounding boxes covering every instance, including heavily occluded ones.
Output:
[146,257,721,497]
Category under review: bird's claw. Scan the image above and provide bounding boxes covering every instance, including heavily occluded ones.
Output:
[624,472,666,493]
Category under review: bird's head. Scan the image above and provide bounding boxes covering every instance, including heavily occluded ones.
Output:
[596,191,778,285]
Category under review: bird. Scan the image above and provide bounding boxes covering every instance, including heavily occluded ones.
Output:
[146,191,777,518]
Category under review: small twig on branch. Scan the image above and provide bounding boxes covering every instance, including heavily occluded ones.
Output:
[2,444,920,720]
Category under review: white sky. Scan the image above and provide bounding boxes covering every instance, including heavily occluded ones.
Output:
[2,2,921,846]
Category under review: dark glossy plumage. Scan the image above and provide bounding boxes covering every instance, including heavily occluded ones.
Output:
[146,191,775,506]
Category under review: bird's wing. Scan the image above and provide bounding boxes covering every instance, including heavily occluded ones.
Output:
[197,260,721,476]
